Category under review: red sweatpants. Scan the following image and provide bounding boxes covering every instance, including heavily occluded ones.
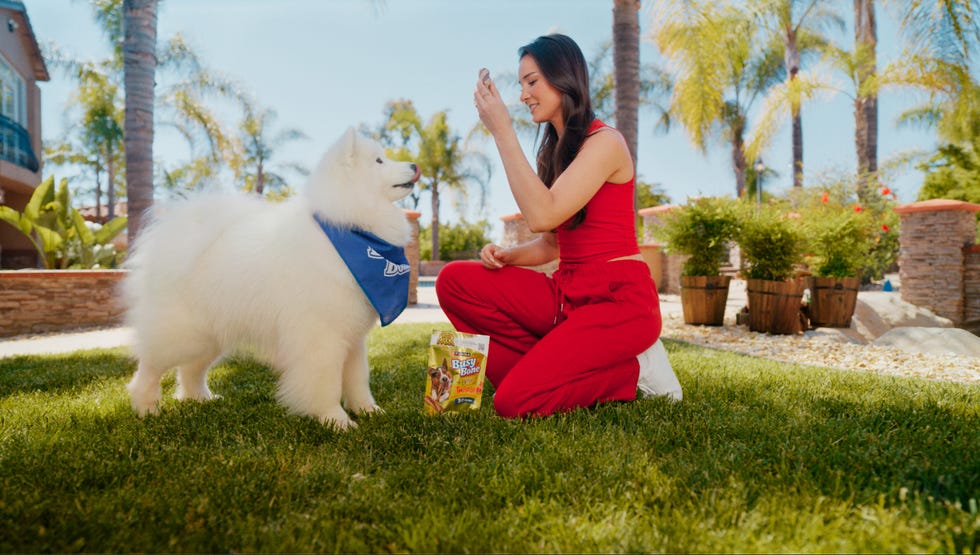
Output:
[435,259,662,418]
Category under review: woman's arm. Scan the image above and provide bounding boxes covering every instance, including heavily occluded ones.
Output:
[474,80,633,232]
[479,233,558,270]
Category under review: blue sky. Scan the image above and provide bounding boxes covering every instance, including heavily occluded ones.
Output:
[29,0,935,241]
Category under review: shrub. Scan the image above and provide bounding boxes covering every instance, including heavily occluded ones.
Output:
[419,218,492,261]
[652,196,739,276]
[802,209,871,278]
[736,204,805,281]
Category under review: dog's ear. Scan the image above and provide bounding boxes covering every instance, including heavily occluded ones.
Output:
[337,127,359,166]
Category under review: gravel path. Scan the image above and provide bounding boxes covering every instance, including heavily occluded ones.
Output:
[660,311,980,386]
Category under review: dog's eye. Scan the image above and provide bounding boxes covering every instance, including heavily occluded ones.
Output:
[376,157,383,164]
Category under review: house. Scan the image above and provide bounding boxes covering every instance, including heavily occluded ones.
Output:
[0,0,48,269]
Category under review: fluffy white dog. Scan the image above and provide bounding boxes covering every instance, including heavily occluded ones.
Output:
[124,127,419,430]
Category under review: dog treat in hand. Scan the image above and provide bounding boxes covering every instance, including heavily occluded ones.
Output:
[425,330,489,415]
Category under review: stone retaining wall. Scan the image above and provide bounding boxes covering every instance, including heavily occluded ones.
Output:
[0,270,126,337]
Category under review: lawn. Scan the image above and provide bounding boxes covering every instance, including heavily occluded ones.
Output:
[0,322,977,553]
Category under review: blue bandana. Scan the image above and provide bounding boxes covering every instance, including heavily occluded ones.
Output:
[314,214,410,326]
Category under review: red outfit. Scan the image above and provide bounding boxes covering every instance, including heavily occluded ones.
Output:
[436,119,662,418]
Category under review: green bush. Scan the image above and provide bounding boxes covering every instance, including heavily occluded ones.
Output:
[652,196,739,276]
[419,218,492,261]
[802,208,871,278]
[737,204,805,281]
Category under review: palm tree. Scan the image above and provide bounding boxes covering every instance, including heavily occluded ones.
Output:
[42,51,125,221]
[233,103,309,197]
[378,100,490,260]
[613,0,641,175]
[751,0,844,188]
[854,0,877,193]
[653,0,783,197]
[121,0,158,243]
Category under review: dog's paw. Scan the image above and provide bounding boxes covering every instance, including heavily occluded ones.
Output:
[318,406,357,431]
[173,389,221,402]
[131,399,160,418]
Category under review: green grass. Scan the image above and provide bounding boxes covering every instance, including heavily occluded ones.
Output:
[1,322,978,553]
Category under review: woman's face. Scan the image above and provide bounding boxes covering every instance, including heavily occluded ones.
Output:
[518,55,563,133]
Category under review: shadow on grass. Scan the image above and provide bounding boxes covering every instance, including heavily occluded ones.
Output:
[0,348,134,398]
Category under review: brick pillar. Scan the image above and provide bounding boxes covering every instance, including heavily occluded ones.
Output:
[404,210,420,305]
[638,204,687,294]
[500,212,538,247]
[895,199,980,324]
[499,212,557,275]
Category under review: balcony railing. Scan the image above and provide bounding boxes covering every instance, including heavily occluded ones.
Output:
[0,114,38,172]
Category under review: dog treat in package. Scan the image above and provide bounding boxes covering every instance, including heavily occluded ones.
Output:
[425,330,489,414]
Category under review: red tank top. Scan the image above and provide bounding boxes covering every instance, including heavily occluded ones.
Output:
[555,119,639,264]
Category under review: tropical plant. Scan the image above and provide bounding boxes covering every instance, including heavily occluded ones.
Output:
[232,104,309,198]
[653,0,784,198]
[42,51,125,221]
[375,100,491,261]
[653,196,739,276]
[747,0,844,189]
[736,203,805,281]
[0,176,127,269]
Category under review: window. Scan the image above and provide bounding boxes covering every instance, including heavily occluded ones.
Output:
[0,54,35,171]
[0,54,24,125]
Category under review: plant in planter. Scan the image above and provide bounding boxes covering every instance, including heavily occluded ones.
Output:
[652,196,739,325]
[736,204,807,334]
[801,207,871,328]
[0,175,127,269]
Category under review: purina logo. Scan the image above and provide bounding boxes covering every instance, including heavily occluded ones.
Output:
[366,246,410,276]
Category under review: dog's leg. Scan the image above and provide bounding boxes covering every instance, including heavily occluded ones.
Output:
[127,360,167,417]
[342,338,381,416]
[174,355,220,402]
[276,343,355,430]
[341,341,377,412]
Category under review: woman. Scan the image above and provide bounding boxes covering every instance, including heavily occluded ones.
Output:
[436,34,681,419]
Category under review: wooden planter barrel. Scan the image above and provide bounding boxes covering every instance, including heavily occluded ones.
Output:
[680,275,731,326]
[746,278,805,335]
[806,276,860,328]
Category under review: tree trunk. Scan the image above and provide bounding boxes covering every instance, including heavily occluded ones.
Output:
[430,182,440,261]
[94,162,102,222]
[255,160,265,196]
[732,117,747,198]
[786,29,804,188]
[123,0,158,243]
[613,0,641,210]
[107,144,116,220]
[854,0,878,201]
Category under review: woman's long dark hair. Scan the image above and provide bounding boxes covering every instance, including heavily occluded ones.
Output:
[519,34,595,228]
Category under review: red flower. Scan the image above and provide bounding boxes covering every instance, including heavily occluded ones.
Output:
[880,186,892,196]
[820,191,829,203]
[882,224,890,232]
[853,205,863,212]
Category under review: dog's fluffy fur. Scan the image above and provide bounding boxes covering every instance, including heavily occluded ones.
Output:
[124,127,418,430]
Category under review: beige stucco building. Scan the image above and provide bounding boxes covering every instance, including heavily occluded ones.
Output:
[0,0,49,268]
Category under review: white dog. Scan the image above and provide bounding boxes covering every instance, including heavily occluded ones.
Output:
[123,127,419,430]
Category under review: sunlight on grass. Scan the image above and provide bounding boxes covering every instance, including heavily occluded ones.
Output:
[0,322,977,552]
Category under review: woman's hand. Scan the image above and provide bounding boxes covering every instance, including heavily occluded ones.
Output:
[473,72,510,137]
[479,243,508,270]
